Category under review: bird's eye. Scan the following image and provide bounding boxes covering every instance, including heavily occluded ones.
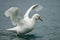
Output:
[37,16,39,17]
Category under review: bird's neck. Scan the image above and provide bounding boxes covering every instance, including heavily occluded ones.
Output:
[30,16,36,26]
[31,15,36,21]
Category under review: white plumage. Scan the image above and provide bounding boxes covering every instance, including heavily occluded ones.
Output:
[4,4,43,34]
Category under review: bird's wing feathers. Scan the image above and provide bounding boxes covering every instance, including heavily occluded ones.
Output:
[4,7,22,25]
[24,4,43,19]
[32,4,43,12]
[4,4,43,26]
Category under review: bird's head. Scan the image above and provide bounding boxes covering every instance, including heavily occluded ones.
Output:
[32,14,43,21]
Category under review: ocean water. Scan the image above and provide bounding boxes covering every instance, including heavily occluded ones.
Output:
[0,0,60,40]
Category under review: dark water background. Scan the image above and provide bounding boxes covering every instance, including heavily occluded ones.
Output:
[0,0,60,40]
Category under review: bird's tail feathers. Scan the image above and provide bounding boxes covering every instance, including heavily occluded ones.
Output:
[6,28,16,31]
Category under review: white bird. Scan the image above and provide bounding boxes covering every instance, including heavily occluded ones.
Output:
[4,4,43,35]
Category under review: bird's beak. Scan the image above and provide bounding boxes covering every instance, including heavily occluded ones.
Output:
[39,17,43,21]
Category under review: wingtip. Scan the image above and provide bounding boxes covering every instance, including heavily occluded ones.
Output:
[33,4,43,12]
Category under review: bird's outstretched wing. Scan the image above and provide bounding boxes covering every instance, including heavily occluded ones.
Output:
[24,4,43,19]
[4,7,21,25]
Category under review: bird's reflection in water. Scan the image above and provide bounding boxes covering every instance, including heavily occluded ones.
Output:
[0,31,43,40]
[12,34,42,40]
